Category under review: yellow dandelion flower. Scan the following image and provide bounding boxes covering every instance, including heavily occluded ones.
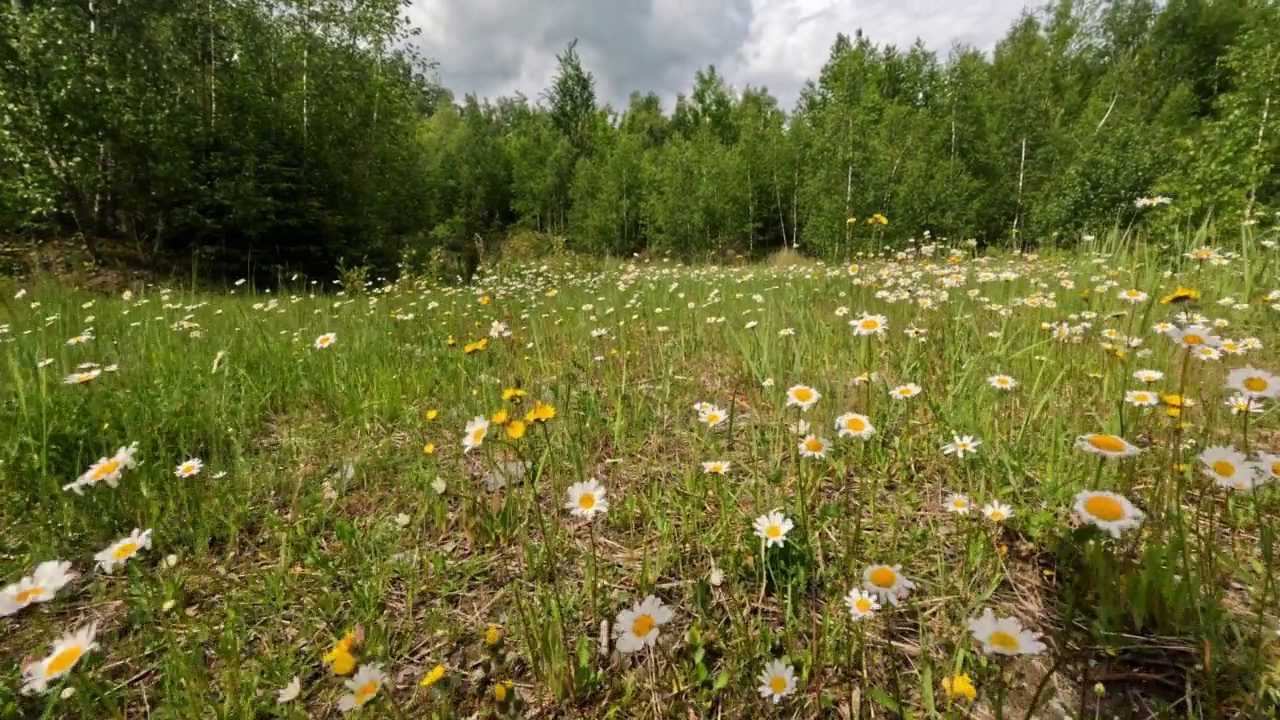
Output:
[1160,287,1199,304]
[505,420,526,440]
[942,673,976,702]
[420,664,445,688]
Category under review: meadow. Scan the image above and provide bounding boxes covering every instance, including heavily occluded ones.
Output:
[2,230,1280,719]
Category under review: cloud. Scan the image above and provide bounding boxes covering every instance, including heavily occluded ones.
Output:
[406,0,1032,110]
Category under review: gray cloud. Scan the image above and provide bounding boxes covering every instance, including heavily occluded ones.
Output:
[407,0,1032,110]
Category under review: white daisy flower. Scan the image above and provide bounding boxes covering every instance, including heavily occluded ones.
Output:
[462,417,489,452]
[21,623,99,695]
[982,501,1013,522]
[1073,491,1144,538]
[834,412,874,439]
[844,587,881,619]
[337,664,384,712]
[174,457,203,478]
[1200,446,1256,491]
[786,384,820,411]
[565,479,608,519]
[1,561,78,617]
[757,659,796,703]
[967,608,1046,656]
[752,510,794,548]
[95,528,152,574]
[797,435,830,458]
[944,493,972,515]
[614,595,672,653]
[862,564,914,606]
[942,435,981,459]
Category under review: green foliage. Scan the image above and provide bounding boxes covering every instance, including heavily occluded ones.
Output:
[1,0,1277,271]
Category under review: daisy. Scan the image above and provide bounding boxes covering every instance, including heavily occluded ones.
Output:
[851,314,888,335]
[701,460,730,474]
[21,623,99,695]
[63,369,101,385]
[757,659,797,703]
[1075,434,1141,458]
[1,561,77,617]
[942,435,981,459]
[1192,345,1221,361]
[967,609,1046,656]
[835,412,875,439]
[1225,395,1264,415]
[982,501,1013,522]
[890,383,922,400]
[1133,369,1164,383]
[614,595,672,653]
[314,332,336,349]
[753,510,794,548]
[1117,288,1148,303]
[844,588,881,619]
[1256,453,1280,484]
[1200,446,1256,490]
[1168,325,1218,349]
[699,405,728,427]
[944,493,972,515]
[277,676,302,704]
[988,374,1017,390]
[786,384,820,411]
[462,417,489,452]
[338,664,385,712]
[797,434,830,458]
[565,479,608,519]
[1124,390,1159,407]
[1226,366,1279,398]
[174,457,202,478]
[862,564,914,606]
[95,528,152,574]
[1073,491,1144,538]
[64,443,139,494]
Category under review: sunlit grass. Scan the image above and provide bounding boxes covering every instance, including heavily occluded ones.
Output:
[2,231,1279,718]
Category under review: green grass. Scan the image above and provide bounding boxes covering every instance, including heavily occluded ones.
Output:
[2,233,1280,718]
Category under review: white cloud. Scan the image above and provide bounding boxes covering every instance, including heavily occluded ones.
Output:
[407,0,1034,109]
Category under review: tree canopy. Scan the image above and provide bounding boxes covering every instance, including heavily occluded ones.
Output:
[1,0,1276,278]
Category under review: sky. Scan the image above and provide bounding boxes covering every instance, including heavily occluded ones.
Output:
[405,0,1037,111]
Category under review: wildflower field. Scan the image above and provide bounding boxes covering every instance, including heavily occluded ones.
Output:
[3,232,1280,719]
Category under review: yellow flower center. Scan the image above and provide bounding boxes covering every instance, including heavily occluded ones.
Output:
[631,614,655,637]
[355,680,378,704]
[1243,377,1268,392]
[804,438,823,453]
[855,598,872,613]
[869,568,896,588]
[845,417,866,432]
[1083,496,1124,522]
[112,542,139,560]
[1182,333,1204,346]
[471,428,486,444]
[765,524,782,539]
[494,683,508,701]
[768,675,788,694]
[989,511,1006,521]
[92,459,122,480]
[1271,462,1280,478]
[15,587,44,603]
[860,319,879,331]
[579,493,596,509]
[1212,460,1236,478]
[180,463,195,474]
[1087,435,1127,453]
[952,500,967,509]
[45,645,83,676]
[988,631,1020,652]
[705,413,722,424]
[793,388,813,402]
